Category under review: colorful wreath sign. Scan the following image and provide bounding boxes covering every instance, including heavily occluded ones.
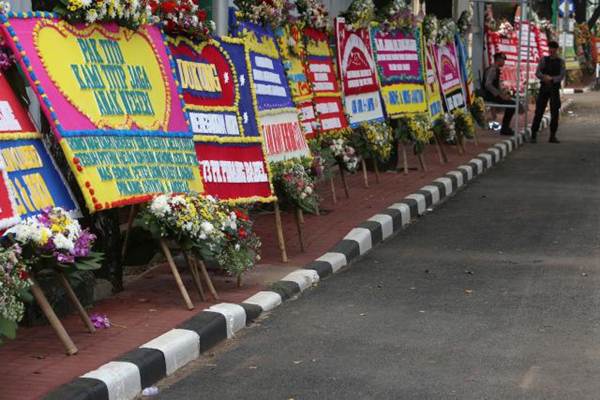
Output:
[371,25,427,117]
[424,45,443,120]
[432,41,466,112]
[0,13,203,212]
[304,26,350,137]
[276,25,319,139]
[168,35,274,203]
[0,71,78,220]
[334,17,384,126]
[455,34,474,106]
[235,21,310,162]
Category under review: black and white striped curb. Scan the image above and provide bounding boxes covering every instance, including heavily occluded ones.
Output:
[45,135,525,400]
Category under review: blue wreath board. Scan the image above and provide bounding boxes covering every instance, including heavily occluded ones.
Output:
[231,19,296,112]
[0,138,79,219]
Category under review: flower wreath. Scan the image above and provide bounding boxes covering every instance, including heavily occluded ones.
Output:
[452,108,475,140]
[469,96,487,128]
[270,158,320,214]
[0,243,31,344]
[53,0,151,30]
[343,0,375,31]
[5,207,103,274]
[148,0,215,42]
[396,113,433,154]
[233,0,295,28]
[351,121,394,163]
[376,0,416,32]
[296,0,331,32]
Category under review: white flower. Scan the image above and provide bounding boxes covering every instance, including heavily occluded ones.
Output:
[200,221,214,234]
[85,9,98,23]
[305,186,313,195]
[53,233,75,252]
[150,195,171,217]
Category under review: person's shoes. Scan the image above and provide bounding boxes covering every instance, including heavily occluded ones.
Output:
[549,137,560,143]
[500,128,515,136]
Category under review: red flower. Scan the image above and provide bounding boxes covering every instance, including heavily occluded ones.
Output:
[238,228,248,239]
[235,209,249,221]
[160,1,178,14]
[197,9,207,22]
[19,270,29,281]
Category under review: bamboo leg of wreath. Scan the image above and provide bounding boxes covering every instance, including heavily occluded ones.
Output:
[295,207,306,253]
[398,142,409,175]
[329,175,337,204]
[361,159,369,188]
[196,259,219,300]
[57,272,95,333]
[456,135,465,154]
[433,132,448,164]
[273,201,288,263]
[159,239,194,310]
[183,251,206,302]
[30,279,78,355]
[417,151,428,172]
[373,160,380,183]
[121,204,138,260]
[338,164,350,198]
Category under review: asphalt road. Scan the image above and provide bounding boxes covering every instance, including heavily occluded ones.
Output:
[157,93,600,399]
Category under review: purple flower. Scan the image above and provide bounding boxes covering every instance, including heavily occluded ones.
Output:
[90,313,111,329]
[56,252,75,264]
[73,230,96,257]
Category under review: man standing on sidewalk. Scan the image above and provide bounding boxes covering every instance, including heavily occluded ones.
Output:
[530,41,566,143]
[482,52,516,136]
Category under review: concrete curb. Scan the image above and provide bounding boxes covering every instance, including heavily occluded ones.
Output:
[44,135,526,400]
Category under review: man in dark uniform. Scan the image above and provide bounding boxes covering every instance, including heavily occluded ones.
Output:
[530,41,566,143]
[482,52,516,136]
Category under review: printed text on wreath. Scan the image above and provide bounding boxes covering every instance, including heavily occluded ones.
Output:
[70,38,154,117]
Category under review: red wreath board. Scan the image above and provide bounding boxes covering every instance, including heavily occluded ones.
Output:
[194,142,272,201]
[304,27,350,136]
[334,18,384,126]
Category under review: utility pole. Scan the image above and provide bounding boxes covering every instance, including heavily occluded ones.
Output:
[213,0,229,37]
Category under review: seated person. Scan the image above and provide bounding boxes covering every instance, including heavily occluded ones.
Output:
[482,52,516,136]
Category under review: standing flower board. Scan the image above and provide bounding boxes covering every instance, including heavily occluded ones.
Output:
[234,22,310,162]
[424,45,443,121]
[334,17,384,126]
[432,41,466,112]
[0,13,203,213]
[276,25,319,139]
[370,25,427,117]
[167,36,275,203]
[0,71,79,219]
[455,34,475,106]
[304,27,350,137]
